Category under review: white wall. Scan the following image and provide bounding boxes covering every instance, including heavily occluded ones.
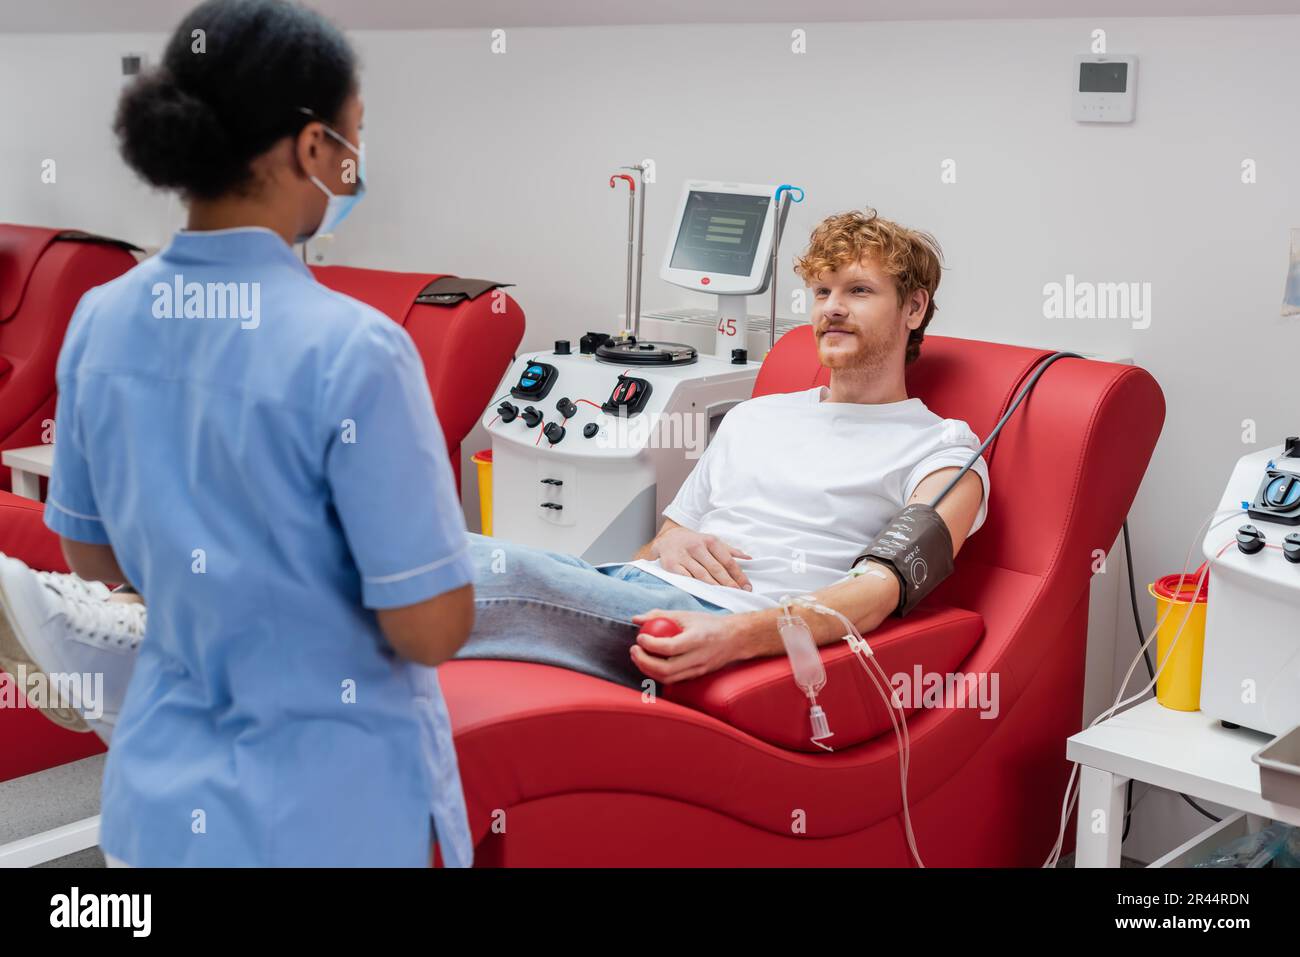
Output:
[3,14,1298,862]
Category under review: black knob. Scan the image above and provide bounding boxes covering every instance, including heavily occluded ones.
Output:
[556,397,577,419]
[554,339,571,355]
[580,332,611,354]
[1287,436,1300,458]
[583,422,599,439]
[543,422,566,444]
[1237,524,1266,555]
[521,406,542,428]
[1285,534,1300,564]
[497,401,519,423]
[731,348,748,365]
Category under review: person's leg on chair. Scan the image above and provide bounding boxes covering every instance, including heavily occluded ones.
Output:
[456,532,729,688]
[0,555,144,742]
[0,533,725,734]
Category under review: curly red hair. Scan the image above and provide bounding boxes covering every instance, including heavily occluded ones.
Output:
[794,208,944,364]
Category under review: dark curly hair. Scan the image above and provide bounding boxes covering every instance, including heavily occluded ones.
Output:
[114,0,357,200]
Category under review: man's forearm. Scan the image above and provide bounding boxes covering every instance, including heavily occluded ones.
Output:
[728,566,901,661]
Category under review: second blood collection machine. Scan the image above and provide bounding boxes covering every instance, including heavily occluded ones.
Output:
[482,175,800,563]
[1199,436,1300,735]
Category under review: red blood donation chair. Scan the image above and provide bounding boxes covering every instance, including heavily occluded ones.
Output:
[437,329,1165,866]
[0,225,140,491]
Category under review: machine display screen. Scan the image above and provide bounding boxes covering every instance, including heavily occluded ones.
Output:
[1079,61,1127,93]
[668,190,769,276]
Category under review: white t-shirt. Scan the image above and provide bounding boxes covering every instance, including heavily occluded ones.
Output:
[610,385,990,614]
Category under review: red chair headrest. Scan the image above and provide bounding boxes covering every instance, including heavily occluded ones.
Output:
[0,225,141,322]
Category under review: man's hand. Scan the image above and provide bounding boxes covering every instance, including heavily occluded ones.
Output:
[629,609,748,684]
[652,525,753,590]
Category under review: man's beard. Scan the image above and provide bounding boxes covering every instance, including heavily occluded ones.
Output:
[821,318,904,376]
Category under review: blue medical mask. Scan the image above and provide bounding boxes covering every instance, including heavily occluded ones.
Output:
[299,110,366,239]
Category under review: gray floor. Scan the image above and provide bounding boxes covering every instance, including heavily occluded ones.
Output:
[34,846,106,867]
[0,753,106,867]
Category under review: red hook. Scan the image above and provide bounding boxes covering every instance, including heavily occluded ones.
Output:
[609,173,636,192]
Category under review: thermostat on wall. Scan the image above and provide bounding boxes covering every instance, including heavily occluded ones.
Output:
[1072,55,1137,123]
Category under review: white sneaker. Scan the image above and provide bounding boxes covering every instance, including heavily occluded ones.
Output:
[0,554,145,743]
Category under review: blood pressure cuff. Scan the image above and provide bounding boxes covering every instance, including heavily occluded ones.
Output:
[850,503,954,617]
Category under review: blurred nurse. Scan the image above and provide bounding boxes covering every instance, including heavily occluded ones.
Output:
[43,0,476,866]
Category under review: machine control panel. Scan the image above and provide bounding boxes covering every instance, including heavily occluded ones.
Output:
[511,361,557,402]
[484,351,759,458]
[482,350,760,564]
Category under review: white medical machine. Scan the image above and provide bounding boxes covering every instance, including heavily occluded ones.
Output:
[481,175,800,563]
[1200,436,1300,735]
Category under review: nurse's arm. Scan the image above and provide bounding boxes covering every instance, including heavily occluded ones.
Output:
[375,583,475,667]
[59,537,132,588]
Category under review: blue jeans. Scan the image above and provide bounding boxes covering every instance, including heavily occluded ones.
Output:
[453,532,729,688]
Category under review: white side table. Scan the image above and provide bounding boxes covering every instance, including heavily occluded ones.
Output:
[2,444,54,501]
[1066,697,1300,867]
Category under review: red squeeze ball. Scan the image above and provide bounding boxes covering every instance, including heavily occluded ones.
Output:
[639,617,681,637]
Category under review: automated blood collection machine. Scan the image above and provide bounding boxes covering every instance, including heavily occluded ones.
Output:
[1199,437,1300,735]
[482,177,798,562]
